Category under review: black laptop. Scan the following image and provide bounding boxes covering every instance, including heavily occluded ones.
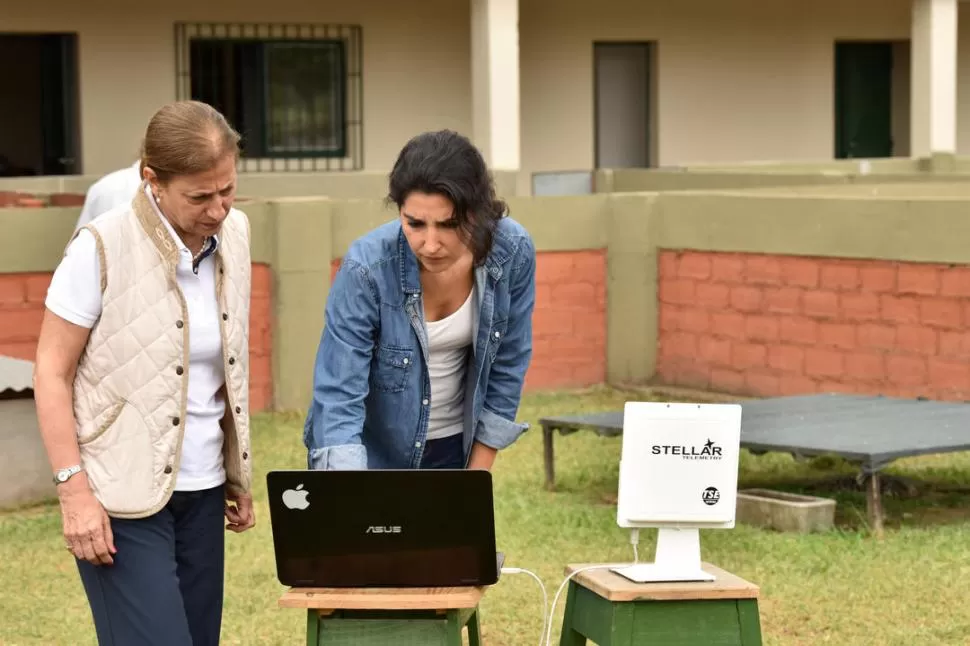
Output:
[266,469,504,588]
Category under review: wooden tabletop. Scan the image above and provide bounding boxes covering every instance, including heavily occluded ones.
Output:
[564,563,760,602]
[279,585,486,611]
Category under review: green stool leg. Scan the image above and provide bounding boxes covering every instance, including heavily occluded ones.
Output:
[467,608,482,646]
[558,582,587,646]
[445,610,464,646]
[306,610,320,646]
[737,600,763,646]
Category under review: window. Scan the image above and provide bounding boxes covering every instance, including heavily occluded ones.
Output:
[175,23,363,171]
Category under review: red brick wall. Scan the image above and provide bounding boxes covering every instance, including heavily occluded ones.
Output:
[658,249,970,400]
[0,264,274,412]
[0,273,48,359]
[330,249,607,391]
[0,192,86,208]
[529,250,606,389]
[248,265,273,411]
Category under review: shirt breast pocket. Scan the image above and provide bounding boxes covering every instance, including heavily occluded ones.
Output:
[370,344,414,393]
[487,319,507,362]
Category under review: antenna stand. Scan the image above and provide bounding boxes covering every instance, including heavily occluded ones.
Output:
[611,528,715,583]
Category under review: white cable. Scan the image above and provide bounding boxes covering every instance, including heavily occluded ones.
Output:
[500,566,549,646]
[543,564,628,646]
[543,534,642,646]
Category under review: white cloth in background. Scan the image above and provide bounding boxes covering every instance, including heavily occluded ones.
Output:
[74,161,142,231]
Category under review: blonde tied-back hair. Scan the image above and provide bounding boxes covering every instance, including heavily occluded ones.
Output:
[140,100,241,184]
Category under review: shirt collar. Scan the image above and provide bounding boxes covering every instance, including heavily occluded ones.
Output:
[143,184,220,272]
[145,182,219,257]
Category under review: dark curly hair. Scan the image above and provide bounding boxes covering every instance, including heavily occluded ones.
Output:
[387,130,507,266]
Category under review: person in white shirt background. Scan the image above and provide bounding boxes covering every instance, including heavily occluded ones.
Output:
[74,160,142,231]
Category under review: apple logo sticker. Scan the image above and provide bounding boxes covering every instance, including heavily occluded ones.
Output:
[282,484,310,510]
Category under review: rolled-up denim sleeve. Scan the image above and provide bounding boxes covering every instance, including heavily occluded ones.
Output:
[304,259,379,470]
[475,236,536,450]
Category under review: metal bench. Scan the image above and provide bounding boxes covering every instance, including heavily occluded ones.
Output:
[539,393,970,537]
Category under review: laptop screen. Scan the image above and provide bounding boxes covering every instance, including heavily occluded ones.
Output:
[266,469,499,588]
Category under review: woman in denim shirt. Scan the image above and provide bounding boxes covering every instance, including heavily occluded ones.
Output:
[304,130,537,471]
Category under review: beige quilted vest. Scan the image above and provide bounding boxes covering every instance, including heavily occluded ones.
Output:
[71,185,252,519]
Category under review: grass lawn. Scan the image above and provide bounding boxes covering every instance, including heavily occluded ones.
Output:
[2,385,970,645]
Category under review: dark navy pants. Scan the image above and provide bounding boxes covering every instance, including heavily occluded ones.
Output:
[76,484,225,646]
[420,433,465,469]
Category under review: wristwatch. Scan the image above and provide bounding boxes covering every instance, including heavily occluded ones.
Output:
[53,465,83,485]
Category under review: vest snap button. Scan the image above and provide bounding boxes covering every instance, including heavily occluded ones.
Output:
[228,357,235,365]
[172,416,180,426]
[176,320,184,329]
[176,366,184,376]
[235,406,241,414]
[242,452,249,460]
[222,313,228,321]
[164,465,172,474]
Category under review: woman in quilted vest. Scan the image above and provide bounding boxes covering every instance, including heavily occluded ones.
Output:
[33,100,255,646]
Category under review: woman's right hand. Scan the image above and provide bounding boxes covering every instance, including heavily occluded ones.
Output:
[59,478,116,566]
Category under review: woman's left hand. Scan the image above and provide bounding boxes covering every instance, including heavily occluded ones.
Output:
[225,491,256,533]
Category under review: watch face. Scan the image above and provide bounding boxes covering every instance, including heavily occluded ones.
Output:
[55,468,76,483]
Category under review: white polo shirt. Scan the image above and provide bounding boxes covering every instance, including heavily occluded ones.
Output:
[47,185,227,492]
[75,161,143,231]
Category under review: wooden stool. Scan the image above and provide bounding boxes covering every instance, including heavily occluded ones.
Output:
[558,563,762,645]
[279,585,485,646]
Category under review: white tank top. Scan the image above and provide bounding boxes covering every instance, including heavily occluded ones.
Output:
[425,287,477,441]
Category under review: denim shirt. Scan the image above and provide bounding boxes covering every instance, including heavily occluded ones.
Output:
[303,215,536,470]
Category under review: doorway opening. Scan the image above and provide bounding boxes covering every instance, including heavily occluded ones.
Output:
[594,42,657,168]
[0,33,80,176]
[834,40,910,159]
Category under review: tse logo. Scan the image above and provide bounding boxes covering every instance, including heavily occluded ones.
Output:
[365,526,402,534]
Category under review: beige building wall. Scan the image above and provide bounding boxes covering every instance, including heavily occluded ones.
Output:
[3,0,473,175]
[4,0,970,177]
[521,0,917,171]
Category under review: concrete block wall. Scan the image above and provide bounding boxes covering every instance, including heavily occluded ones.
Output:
[6,179,970,413]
